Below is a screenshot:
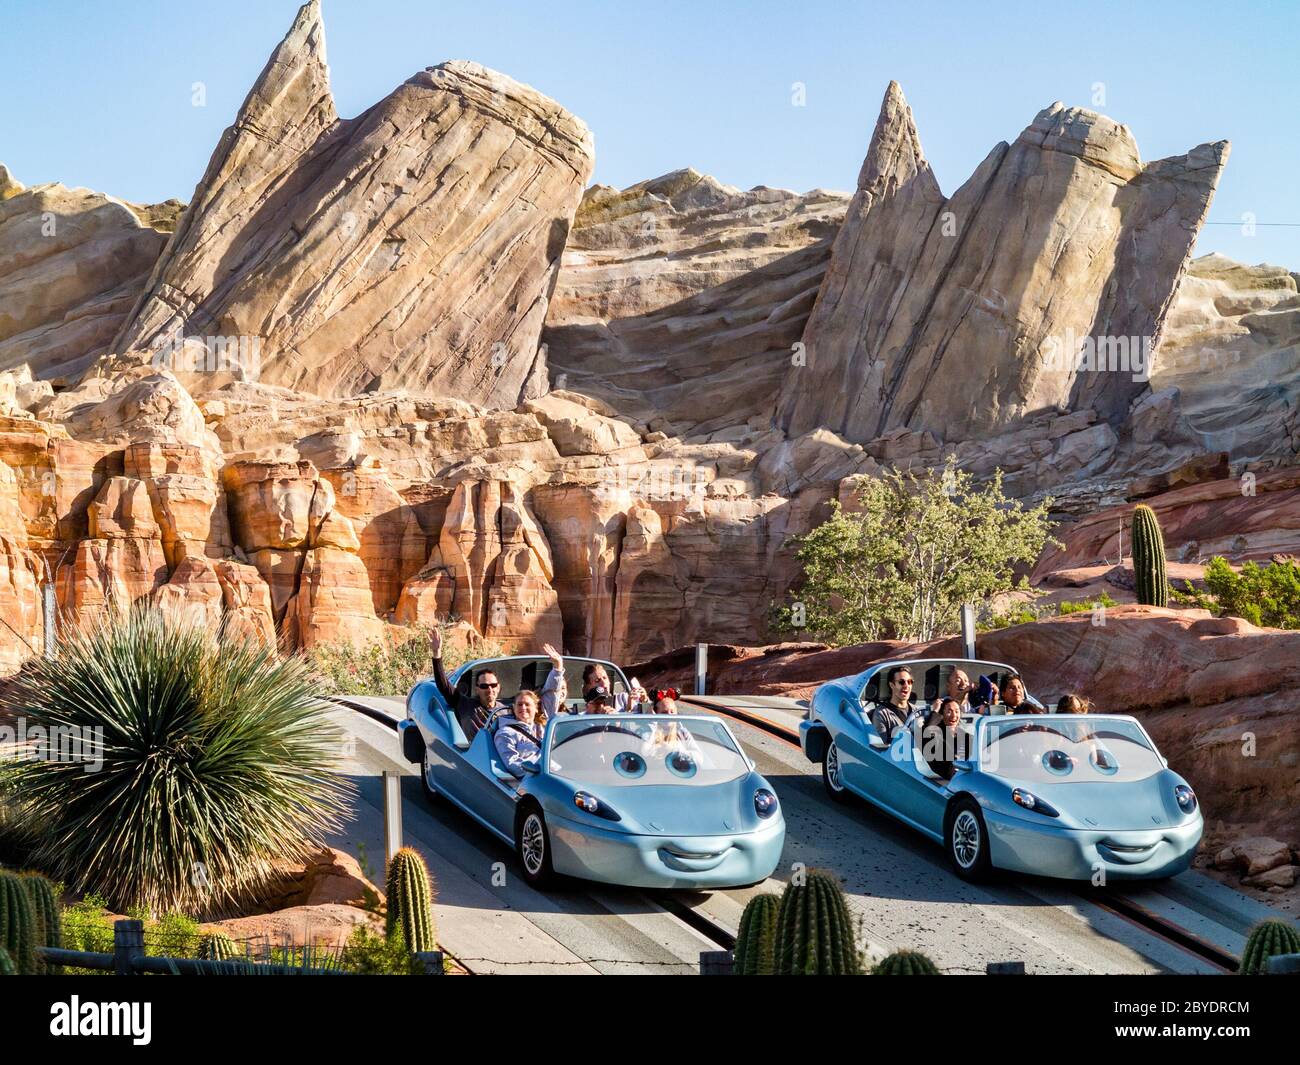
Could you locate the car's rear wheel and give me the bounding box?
[946,798,993,881]
[516,806,555,888]
[420,748,438,803]
[822,740,853,804]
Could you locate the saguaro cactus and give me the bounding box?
[19,874,61,974]
[734,894,781,975]
[1132,504,1168,607]
[0,872,36,975]
[0,945,14,975]
[197,932,241,962]
[385,847,437,954]
[873,949,941,975]
[1240,918,1300,974]
[774,870,861,975]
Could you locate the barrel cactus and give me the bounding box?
[0,871,37,975]
[1240,918,1300,974]
[734,894,781,975]
[385,847,437,953]
[1132,504,1168,607]
[873,949,941,975]
[19,874,61,974]
[774,870,861,975]
[197,932,241,962]
[0,946,14,975]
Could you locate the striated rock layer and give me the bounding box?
[111,0,593,407]
[777,82,1230,444]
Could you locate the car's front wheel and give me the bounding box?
[516,806,555,888]
[946,798,993,881]
[822,740,854,804]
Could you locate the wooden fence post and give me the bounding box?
[700,949,733,975]
[113,919,145,976]
[987,960,1025,975]
[414,950,444,974]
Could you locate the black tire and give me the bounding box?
[515,805,555,888]
[945,797,993,881]
[822,739,854,804]
[420,748,439,803]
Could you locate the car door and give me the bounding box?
[458,722,524,840]
[888,727,949,839]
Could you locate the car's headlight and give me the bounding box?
[573,790,621,821]
[1174,784,1197,813]
[754,788,778,818]
[1012,788,1060,818]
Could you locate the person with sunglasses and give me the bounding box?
[870,665,915,744]
[428,627,508,741]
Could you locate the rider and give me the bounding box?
[428,627,507,741]
[494,689,543,775]
[541,645,648,712]
[870,666,915,744]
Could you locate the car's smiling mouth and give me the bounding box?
[658,843,732,871]
[1096,837,1164,864]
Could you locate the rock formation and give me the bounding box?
[0,166,178,382]
[112,0,594,408]
[776,82,1230,444]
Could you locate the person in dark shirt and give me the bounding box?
[869,665,916,744]
[921,698,968,780]
[428,627,507,741]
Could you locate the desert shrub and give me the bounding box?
[339,925,423,975]
[1174,557,1300,629]
[0,605,352,916]
[774,460,1056,645]
[307,621,499,696]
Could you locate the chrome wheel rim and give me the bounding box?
[521,814,545,875]
[825,742,844,791]
[953,810,981,869]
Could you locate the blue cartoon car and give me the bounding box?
[399,655,785,889]
[799,658,1202,881]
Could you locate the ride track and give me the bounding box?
[331,694,1269,974]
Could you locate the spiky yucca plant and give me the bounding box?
[734,894,780,975]
[873,949,941,975]
[0,606,353,916]
[1240,918,1300,975]
[385,847,436,954]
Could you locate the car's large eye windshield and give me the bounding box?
[980,717,1164,783]
[547,716,749,787]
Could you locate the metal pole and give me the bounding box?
[113,919,145,976]
[699,949,733,975]
[383,769,403,864]
[695,643,707,697]
[960,604,976,660]
[414,950,445,975]
[1267,953,1300,974]
[42,559,56,659]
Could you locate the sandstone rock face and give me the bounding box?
[0,169,173,382]
[543,169,847,434]
[777,82,1229,444]
[111,0,594,408]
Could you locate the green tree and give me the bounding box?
[1175,557,1300,629]
[777,461,1057,645]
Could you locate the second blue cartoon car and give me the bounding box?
[799,657,1203,881]
[400,655,785,889]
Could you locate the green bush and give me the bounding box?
[775,460,1057,645]
[1057,591,1117,615]
[340,925,423,975]
[1,605,353,916]
[306,621,498,696]
[1175,557,1300,629]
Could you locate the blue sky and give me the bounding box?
[1,0,1296,266]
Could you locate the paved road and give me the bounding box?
[328,695,1279,974]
